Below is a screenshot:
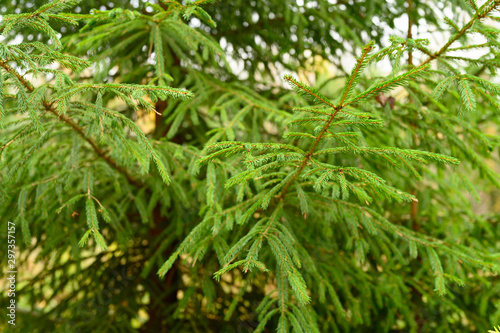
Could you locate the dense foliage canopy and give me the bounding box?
[1,0,500,332]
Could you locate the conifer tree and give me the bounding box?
[1,0,500,332]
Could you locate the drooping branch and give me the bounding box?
[0,61,143,188]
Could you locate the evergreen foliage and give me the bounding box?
[1,0,500,332]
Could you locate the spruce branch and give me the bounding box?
[283,75,336,108]
[46,106,143,187]
[344,64,430,107]
[0,61,143,188]
[339,41,375,106]
[278,77,346,199]
[420,0,500,66]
